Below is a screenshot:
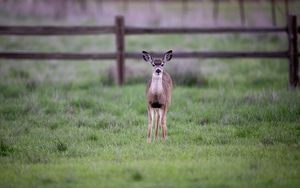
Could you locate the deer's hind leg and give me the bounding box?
[160,106,168,141]
[147,106,154,143]
[155,109,160,140]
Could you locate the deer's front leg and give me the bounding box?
[147,107,154,143]
[160,107,168,141]
[155,109,160,140]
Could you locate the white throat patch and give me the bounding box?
[150,75,163,94]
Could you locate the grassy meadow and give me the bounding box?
[1,13,300,188]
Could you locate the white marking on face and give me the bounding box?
[150,59,165,94]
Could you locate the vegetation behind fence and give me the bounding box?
[1,0,299,27]
[0,15,298,88]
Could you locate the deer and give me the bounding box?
[142,50,173,143]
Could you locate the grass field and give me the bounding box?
[1,16,300,187]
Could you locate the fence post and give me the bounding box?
[287,15,299,90]
[115,15,125,86]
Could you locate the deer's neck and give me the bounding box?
[150,75,163,95]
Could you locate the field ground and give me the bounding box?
[0,14,300,188]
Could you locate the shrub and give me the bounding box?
[0,140,14,157]
[56,140,67,152]
[104,60,206,86]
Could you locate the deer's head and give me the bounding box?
[142,50,173,78]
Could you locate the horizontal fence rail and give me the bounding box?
[0,52,116,60]
[0,26,291,35]
[0,26,115,35]
[125,27,288,34]
[0,51,291,60]
[127,51,291,59]
[0,15,299,88]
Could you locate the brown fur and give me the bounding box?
[146,71,172,108]
[142,50,173,143]
[146,71,173,143]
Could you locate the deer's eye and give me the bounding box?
[161,64,164,67]
[152,64,155,67]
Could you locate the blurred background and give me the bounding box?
[0,0,299,86]
[0,0,299,26]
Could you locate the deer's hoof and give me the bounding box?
[147,138,151,143]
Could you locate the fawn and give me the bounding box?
[142,50,173,143]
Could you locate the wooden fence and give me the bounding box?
[0,15,299,89]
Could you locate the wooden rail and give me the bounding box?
[126,51,291,59]
[125,27,287,34]
[0,26,287,35]
[0,15,299,88]
[0,52,116,60]
[0,26,114,35]
[0,51,291,60]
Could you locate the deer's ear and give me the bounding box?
[142,51,152,62]
[163,50,173,62]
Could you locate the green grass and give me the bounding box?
[0,19,300,188]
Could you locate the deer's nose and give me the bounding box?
[155,69,161,74]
